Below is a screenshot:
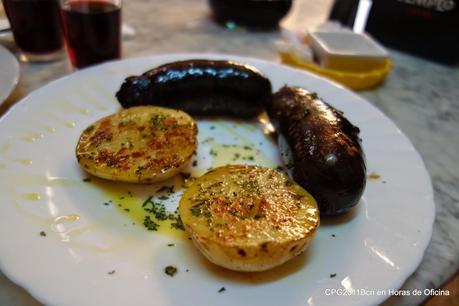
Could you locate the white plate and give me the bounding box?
[0,44,19,105]
[0,53,434,306]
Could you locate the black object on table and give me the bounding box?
[208,0,292,30]
[365,0,459,66]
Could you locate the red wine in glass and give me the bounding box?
[2,0,63,60]
[60,0,121,68]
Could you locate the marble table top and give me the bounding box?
[1,1,458,305]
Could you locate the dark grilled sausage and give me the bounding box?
[266,86,366,216]
[116,59,272,118]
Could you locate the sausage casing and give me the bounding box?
[266,86,366,216]
[116,59,272,118]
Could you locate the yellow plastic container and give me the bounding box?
[279,52,392,91]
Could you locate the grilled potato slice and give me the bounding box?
[179,165,319,272]
[76,106,197,183]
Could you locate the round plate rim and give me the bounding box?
[0,44,20,106]
[0,52,435,306]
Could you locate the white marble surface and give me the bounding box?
[359,50,459,305]
[0,0,458,305]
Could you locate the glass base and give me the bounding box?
[19,48,64,63]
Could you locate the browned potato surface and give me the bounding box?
[76,106,197,183]
[179,165,319,271]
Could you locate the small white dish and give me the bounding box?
[309,31,389,72]
[0,44,19,105]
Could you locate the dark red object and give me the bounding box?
[116,59,272,118]
[2,0,63,54]
[61,1,121,68]
[266,86,366,216]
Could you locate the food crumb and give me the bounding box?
[143,216,159,231]
[157,185,174,194]
[202,137,214,144]
[192,160,198,167]
[39,231,47,237]
[330,273,336,278]
[218,287,226,293]
[367,172,381,180]
[108,270,116,275]
[165,266,177,277]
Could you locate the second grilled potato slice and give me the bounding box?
[76,106,197,183]
[179,165,320,272]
